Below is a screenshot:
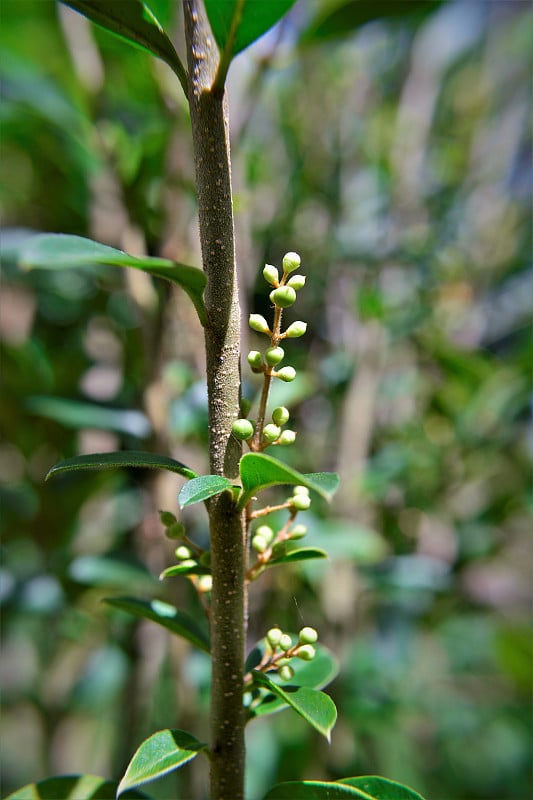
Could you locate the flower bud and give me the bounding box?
[256,525,274,544]
[165,521,186,540]
[249,314,270,334]
[299,626,318,644]
[290,524,307,539]
[284,321,307,338]
[287,274,306,291]
[292,493,311,511]
[279,633,292,651]
[252,534,268,553]
[294,485,309,496]
[175,545,192,560]
[247,350,264,372]
[270,286,296,308]
[160,510,177,527]
[296,644,316,661]
[275,366,296,382]
[199,551,211,567]
[232,418,254,440]
[265,346,285,366]
[272,406,290,426]
[263,264,279,286]
[197,575,213,593]
[277,430,296,446]
[279,664,295,681]
[277,657,291,667]
[177,559,197,569]
[240,397,252,417]
[262,423,281,443]
[282,252,301,273]
[266,627,282,647]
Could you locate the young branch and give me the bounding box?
[183,3,245,799]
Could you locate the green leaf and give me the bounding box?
[117,729,207,796]
[5,774,149,800]
[104,596,210,653]
[268,542,328,567]
[252,672,337,742]
[300,0,442,44]
[159,563,211,579]
[46,451,197,482]
[178,475,233,507]
[246,642,338,720]
[62,0,187,92]
[27,397,151,438]
[264,781,374,799]
[205,0,297,58]
[239,453,339,507]
[340,777,426,800]
[20,234,207,326]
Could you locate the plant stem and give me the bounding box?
[183,3,245,799]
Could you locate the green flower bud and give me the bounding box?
[279,664,295,681]
[292,493,311,511]
[299,626,318,644]
[240,397,252,417]
[294,485,310,496]
[199,551,211,567]
[275,366,296,382]
[178,559,197,568]
[290,524,307,539]
[247,350,264,372]
[287,274,306,290]
[175,546,192,560]
[263,264,279,286]
[262,423,281,443]
[272,406,290,426]
[284,321,307,338]
[256,525,274,544]
[282,251,301,274]
[165,521,186,540]
[252,534,268,553]
[270,286,297,308]
[296,644,316,661]
[232,418,254,440]
[249,314,270,334]
[266,627,282,647]
[197,575,213,593]
[279,633,292,651]
[277,657,291,667]
[277,430,296,446]
[160,510,177,527]
[265,346,285,366]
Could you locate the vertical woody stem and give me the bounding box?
[183,3,245,799]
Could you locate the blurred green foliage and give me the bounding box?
[1,2,531,799]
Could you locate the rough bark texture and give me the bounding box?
[183,3,245,799]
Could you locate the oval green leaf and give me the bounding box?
[268,543,328,567]
[179,475,233,508]
[159,563,211,579]
[104,596,210,653]
[264,781,374,799]
[117,729,207,796]
[205,0,297,57]
[239,453,339,507]
[340,777,426,800]
[69,556,157,591]
[46,451,197,481]
[20,234,207,326]
[251,672,337,742]
[62,0,187,93]
[5,774,149,800]
[27,397,150,438]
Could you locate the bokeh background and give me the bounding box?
[1,1,531,799]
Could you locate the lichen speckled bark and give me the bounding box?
[183,3,245,800]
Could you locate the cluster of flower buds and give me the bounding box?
[290,485,311,511]
[261,625,319,681]
[159,511,212,593]
[232,252,307,451]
